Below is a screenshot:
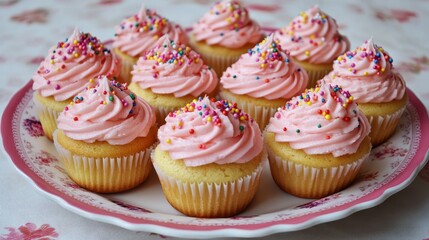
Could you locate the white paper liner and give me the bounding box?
[152,159,264,217]
[304,67,331,89]
[366,106,406,146]
[153,104,178,126]
[33,93,61,140]
[267,147,369,199]
[202,53,240,77]
[53,130,153,193]
[119,58,135,84]
[218,90,278,130]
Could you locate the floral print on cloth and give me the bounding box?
[0,223,58,240]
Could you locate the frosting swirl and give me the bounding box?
[192,0,263,48]
[274,5,350,64]
[221,34,308,100]
[267,81,370,157]
[158,97,263,166]
[323,38,406,103]
[32,28,121,101]
[57,76,156,145]
[113,5,188,57]
[131,35,218,97]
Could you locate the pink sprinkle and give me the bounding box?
[54,84,61,90]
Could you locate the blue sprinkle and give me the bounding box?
[375,52,381,58]
[322,98,326,103]
[389,58,393,63]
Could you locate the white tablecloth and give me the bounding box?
[1,0,429,239]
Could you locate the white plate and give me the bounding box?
[2,81,429,239]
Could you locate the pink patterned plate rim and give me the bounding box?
[2,81,429,239]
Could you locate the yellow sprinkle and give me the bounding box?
[306,101,312,106]
[364,71,368,76]
[381,68,385,72]
[322,112,326,116]
[207,116,212,122]
[240,116,245,121]
[349,96,354,101]
[73,39,78,45]
[260,63,266,68]
[337,56,343,61]
[310,35,315,39]
[89,78,94,83]
[305,51,310,56]
[342,103,348,108]
[325,114,331,120]
[166,138,171,144]
[348,68,353,72]
[103,101,107,105]
[193,99,197,103]
[74,53,79,58]
[315,87,320,93]
[50,60,55,64]
[174,60,177,64]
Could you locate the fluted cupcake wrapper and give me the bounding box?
[292,59,332,89]
[200,52,240,78]
[153,104,178,126]
[53,130,153,193]
[267,148,368,199]
[152,161,264,218]
[113,48,138,84]
[365,106,406,146]
[33,93,60,141]
[218,90,278,130]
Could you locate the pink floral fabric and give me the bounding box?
[0,223,58,240]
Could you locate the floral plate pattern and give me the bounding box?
[2,81,429,239]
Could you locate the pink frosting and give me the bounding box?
[192,0,263,48]
[113,5,189,57]
[32,28,121,101]
[131,35,218,97]
[158,97,263,167]
[273,5,350,64]
[221,34,308,100]
[57,76,156,145]
[267,81,370,157]
[323,38,406,103]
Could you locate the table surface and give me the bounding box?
[1,0,429,239]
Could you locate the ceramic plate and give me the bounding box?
[2,81,429,238]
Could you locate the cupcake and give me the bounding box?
[153,96,264,217]
[273,5,350,87]
[219,34,308,130]
[265,81,371,198]
[113,5,189,82]
[190,0,264,76]
[323,39,408,146]
[129,35,218,124]
[32,28,121,140]
[53,76,157,193]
